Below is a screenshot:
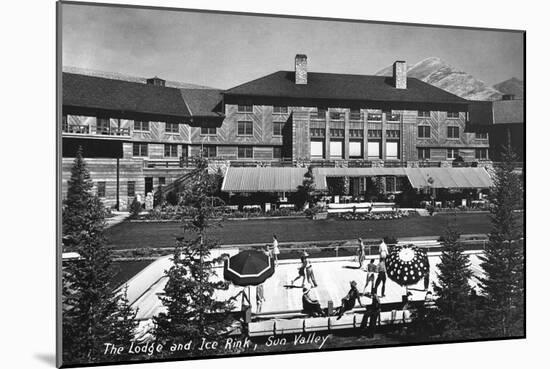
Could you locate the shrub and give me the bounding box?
[129,197,142,218]
[166,191,179,206]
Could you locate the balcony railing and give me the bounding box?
[97,127,131,136]
[62,125,130,136]
[418,161,441,168]
[63,124,90,134]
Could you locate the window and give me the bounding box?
[475,148,488,160]
[447,148,460,160]
[475,132,488,139]
[310,128,325,137]
[316,108,327,119]
[418,148,431,160]
[330,141,344,158]
[62,115,68,132]
[127,181,135,197]
[237,103,253,112]
[273,147,282,159]
[201,127,217,135]
[386,141,399,159]
[349,129,364,138]
[385,111,401,122]
[97,118,110,135]
[310,140,324,158]
[159,177,166,185]
[329,111,343,120]
[238,146,253,159]
[418,125,431,138]
[202,146,217,158]
[447,126,460,138]
[273,121,284,136]
[367,113,382,121]
[237,120,253,136]
[368,141,381,158]
[350,109,361,121]
[386,130,400,138]
[164,144,178,157]
[418,111,431,118]
[447,111,460,119]
[133,143,148,157]
[97,182,106,198]
[273,106,288,114]
[329,129,344,137]
[165,123,179,134]
[368,129,382,138]
[349,141,363,158]
[134,120,149,131]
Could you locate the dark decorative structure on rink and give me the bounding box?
[386,244,430,286]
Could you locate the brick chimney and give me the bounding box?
[295,54,308,85]
[393,61,407,89]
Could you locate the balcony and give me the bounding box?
[63,124,90,134]
[418,161,441,168]
[62,125,130,137]
[143,157,194,168]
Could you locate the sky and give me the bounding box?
[61,3,524,89]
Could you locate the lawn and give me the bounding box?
[105,212,524,250]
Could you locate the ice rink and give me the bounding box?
[122,249,485,321]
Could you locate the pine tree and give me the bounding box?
[62,147,127,364]
[110,285,139,351]
[432,227,475,338]
[153,156,234,355]
[478,146,524,337]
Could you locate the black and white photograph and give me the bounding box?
[55,1,526,367]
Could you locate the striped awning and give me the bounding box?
[404,167,493,189]
[221,166,493,193]
[313,167,492,190]
[221,167,308,192]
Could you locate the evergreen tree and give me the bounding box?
[62,147,120,363]
[110,285,139,353]
[478,146,524,337]
[295,166,320,209]
[432,227,475,338]
[153,156,234,355]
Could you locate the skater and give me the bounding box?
[272,234,280,265]
[336,281,363,319]
[302,286,324,317]
[301,251,318,287]
[256,284,266,313]
[363,258,378,294]
[291,260,306,287]
[374,257,387,297]
[365,292,381,337]
[379,239,389,260]
[357,238,366,269]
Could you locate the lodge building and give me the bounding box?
[61,54,495,209]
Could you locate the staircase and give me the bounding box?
[153,170,196,205]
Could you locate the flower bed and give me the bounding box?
[337,209,410,221]
[135,205,305,221]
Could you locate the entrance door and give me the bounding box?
[145,177,153,195]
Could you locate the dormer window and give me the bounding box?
[146,76,166,87]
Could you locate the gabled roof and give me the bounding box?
[224,71,469,105]
[493,99,524,125]
[63,72,192,118]
[179,88,224,118]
